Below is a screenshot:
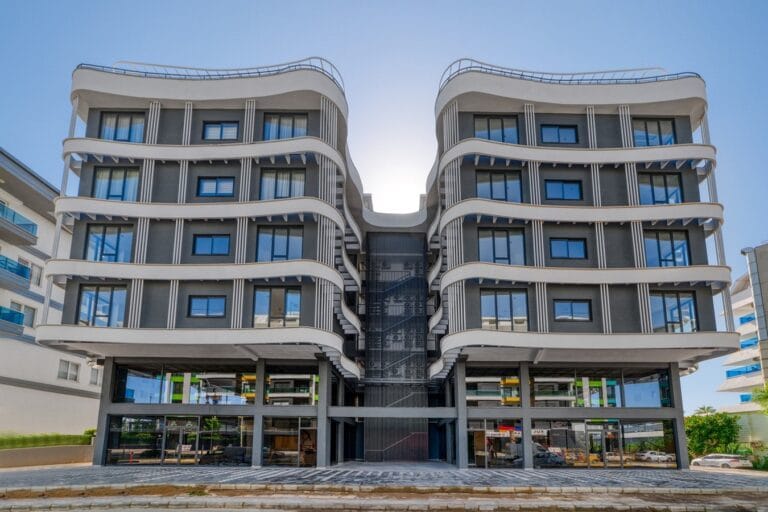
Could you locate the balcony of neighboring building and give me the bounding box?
[0,202,38,245]
[718,362,764,393]
[722,345,761,367]
[0,253,31,286]
[0,304,25,335]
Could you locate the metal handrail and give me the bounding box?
[76,56,345,92]
[439,58,701,91]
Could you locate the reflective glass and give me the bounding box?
[476,172,491,199]
[263,115,280,140]
[253,289,270,327]
[474,117,488,139]
[541,125,559,143]
[221,122,238,140]
[100,113,117,140]
[489,118,503,142]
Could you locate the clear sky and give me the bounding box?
[1,0,767,414]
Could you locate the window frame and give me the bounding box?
[544,179,583,201]
[92,167,140,201]
[650,290,699,333]
[540,124,579,144]
[473,115,519,144]
[196,176,236,197]
[549,238,588,260]
[202,121,239,141]
[259,169,306,200]
[77,284,127,327]
[256,226,303,262]
[188,295,227,318]
[85,224,134,262]
[475,170,523,202]
[99,112,146,143]
[89,367,101,386]
[632,118,677,147]
[638,172,684,205]
[253,287,302,328]
[553,299,592,322]
[192,234,231,256]
[10,301,35,328]
[479,288,529,332]
[17,257,42,286]
[478,228,526,265]
[643,230,691,268]
[263,113,309,140]
[57,360,80,382]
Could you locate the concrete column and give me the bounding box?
[92,357,115,466]
[316,360,331,467]
[252,359,266,467]
[335,376,345,465]
[454,359,468,468]
[444,379,454,464]
[519,363,533,469]
[669,362,689,469]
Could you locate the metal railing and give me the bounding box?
[0,203,37,236]
[439,58,701,91]
[0,254,30,280]
[0,306,24,325]
[77,57,345,91]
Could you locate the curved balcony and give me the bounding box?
[428,329,739,379]
[36,324,360,379]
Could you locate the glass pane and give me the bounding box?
[279,116,293,139]
[260,172,276,200]
[633,120,647,147]
[666,175,682,203]
[673,232,689,266]
[563,182,581,200]
[276,171,290,198]
[257,230,273,262]
[493,231,509,263]
[474,117,488,139]
[650,294,667,332]
[78,286,96,325]
[665,294,681,332]
[621,420,676,468]
[208,297,226,317]
[554,301,571,320]
[190,298,208,317]
[652,175,667,204]
[86,227,104,261]
[195,236,212,255]
[254,289,270,328]
[572,301,590,320]
[272,228,288,259]
[638,175,653,205]
[545,181,561,200]
[489,118,503,142]
[560,127,577,143]
[496,292,512,331]
[502,118,518,143]
[644,233,660,267]
[110,288,126,327]
[100,113,117,140]
[124,170,139,201]
[679,293,697,332]
[263,115,279,140]
[550,240,568,258]
[217,178,234,196]
[541,126,558,143]
[293,116,307,137]
[491,173,505,200]
[221,122,238,140]
[509,231,525,265]
[288,229,303,259]
[291,172,305,197]
[129,115,145,143]
[95,287,112,326]
[58,360,69,380]
[660,120,675,145]
[93,169,110,199]
[199,179,217,196]
[117,229,133,262]
[212,236,229,255]
[108,169,125,199]
[480,291,496,330]
[646,121,660,146]
[285,290,301,327]
[511,291,528,331]
[569,240,586,259]
[478,230,493,262]
[203,124,221,140]
[659,234,674,267]
[476,172,491,199]
[115,114,131,141]
[506,173,522,202]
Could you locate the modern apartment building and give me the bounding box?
[39,58,738,469]
[0,148,99,434]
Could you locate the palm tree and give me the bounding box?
[694,405,717,416]
[752,385,768,414]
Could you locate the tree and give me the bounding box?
[685,412,741,457]
[694,405,717,416]
[753,385,768,414]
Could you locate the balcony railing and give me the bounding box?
[266,387,310,394]
[0,254,30,280]
[740,337,759,349]
[0,306,24,325]
[0,204,37,236]
[726,363,762,379]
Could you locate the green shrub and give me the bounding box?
[0,433,93,450]
[752,456,768,471]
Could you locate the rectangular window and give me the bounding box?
[99,112,145,143]
[257,227,303,262]
[478,229,525,265]
[473,116,518,143]
[78,285,127,327]
[93,168,140,201]
[193,234,230,256]
[202,121,239,141]
[544,180,582,201]
[90,367,101,386]
[86,225,133,262]
[650,291,698,333]
[549,238,587,259]
[10,301,35,328]
[253,288,301,328]
[197,177,235,197]
[57,360,80,382]
[188,296,226,318]
[17,258,42,286]
[633,119,676,147]
[540,125,578,144]
[644,231,690,267]
[553,299,591,321]
[259,170,306,200]
[263,114,308,140]
[638,173,683,205]
[480,289,528,331]
[476,171,522,202]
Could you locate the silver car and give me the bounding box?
[690,454,753,469]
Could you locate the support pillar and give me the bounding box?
[92,357,114,466]
[444,378,454,464]
[669,362,690,469]
[454,358,468,469]
[252,359,265,467]
[316,360,331,467]
[335,376,345,465]
[519,363,533,469]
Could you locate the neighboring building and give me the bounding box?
[718,243,768,452]
[0,148,100,434]
[39,58,737,469]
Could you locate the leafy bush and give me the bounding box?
[0,432,94,450]
[752,456,768,471]
[685,412,741,457]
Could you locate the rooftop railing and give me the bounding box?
[439,58,701,91]
[0,254,31,280]
[76,57,345,92]
[0,203,37,236]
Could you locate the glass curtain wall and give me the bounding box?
[467,419,523,468]
[262,417,317,466]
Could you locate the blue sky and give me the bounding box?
[1,0,767,414]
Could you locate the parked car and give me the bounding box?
[690,454,752,469]
[636,451,675,462]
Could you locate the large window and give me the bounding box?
[188,296,226,318]
[474,116,518,143]
[476,171,522,202]
[203,121,238,141]
[265,365,319,406]
[530,368,622,408]
[544,180,582,201]
[541,125,577,144]
[638,173,683,205]
[57,360,80,381]
[99,112,145,143]
[650,291,697,333]
[478,229,525,265]
[78,285,126,327]
[86,225,133,262]
[93,168,139,201]
[9,301,35,328]
[193,234,230,256]
[480,289,528,331]
[259,170,305,200]
[549,238,587,260]
[644,231,690,267]
[467,419,523,468]
[263,114,308,140]
[465,368,520,408]
[633,119,676,147]
[197,177,235,197]
[253,288,301,328]
[553,300,591,322]
[263,417,317,466]
[257,227,303,262]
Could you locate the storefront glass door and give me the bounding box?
[162,416,199,464]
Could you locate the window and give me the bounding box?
[650,291,697,333]
[633,119,676,147]
[90,367,101,386]
[57,360,80,382]
[541,125,578,144]
[263,114,308,140]
[202,121,239,141]
[17,258,42,286]
[476,171,522,202]
[257,227,303,262]
[188,296,226,318]
[197,177,235,197]
[554,300,591,321]
[480,289,528,331]
[638,173,683,205]
[254,288,301,328]
[100,112,145,143]
[93,168,139,201]
[193,234,230,256]
[473,116,518,143]
[644,231,690,267]
[86,225,133,262]
[78,285,126,327]
[549,238,587,259]
[260,170,305,200]
[10,301,35,328]
[478,229,525,265]
[544,180,582,201]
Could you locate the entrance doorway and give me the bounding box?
[586,421,622,468]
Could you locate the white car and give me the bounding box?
[691,454,752,469]
[636,451,675,462]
